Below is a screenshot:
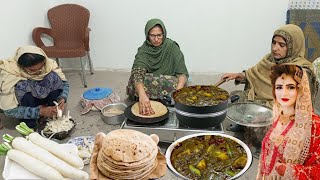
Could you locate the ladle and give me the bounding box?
[213,78,227,87]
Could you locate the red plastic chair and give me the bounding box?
[32,4,94,87]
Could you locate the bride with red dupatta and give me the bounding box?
[257,64,320,179]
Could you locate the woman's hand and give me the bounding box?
[221,73,245,82]
[176,84,184,90]
[39,106,58,118]
[177,74,187,90]
[135,82,155,116]
[138,94,155,116]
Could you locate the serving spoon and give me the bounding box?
[213,78,227,87]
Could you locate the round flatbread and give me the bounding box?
[101,129,158,163]
[131,100,168,118]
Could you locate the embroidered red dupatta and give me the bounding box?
[257,68,320,179]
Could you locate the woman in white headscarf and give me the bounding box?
[0,46,69,128]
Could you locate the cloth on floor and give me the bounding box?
[80,88,120,114]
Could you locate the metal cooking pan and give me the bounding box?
[227,101,273,158]
[124,103,169,124]
[172,85,229,128]
[171,79,229,128]
[160,79,227,107]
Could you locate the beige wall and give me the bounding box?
[0,0,289,73]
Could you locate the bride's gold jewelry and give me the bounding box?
[279,111,295,125]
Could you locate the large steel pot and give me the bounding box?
[172,85,229,128]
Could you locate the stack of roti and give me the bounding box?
[93,129,162,179]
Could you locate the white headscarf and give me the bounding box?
[0,45,66,110]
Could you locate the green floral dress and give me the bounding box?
[127,18,188,101]
[126,67,179,100]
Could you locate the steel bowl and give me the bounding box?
[166,133,252,180]
[101,103,127,125]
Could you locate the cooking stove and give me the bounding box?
[121,107,224,142]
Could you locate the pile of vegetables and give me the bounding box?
[77,137,94,165]
[43,110,75,135]
[0,122,89,180]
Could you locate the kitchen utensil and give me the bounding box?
[101,103,127,125]
[227,102,273,127]
[172,85,229,128]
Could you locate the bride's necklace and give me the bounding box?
[261,115,295,175]
[279,112,295,126]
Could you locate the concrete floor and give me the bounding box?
[1,70,319,180]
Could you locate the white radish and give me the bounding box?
[28,132,84,169]
[53,101,63,118]
[7,149,64,180]
[12,137,89,180]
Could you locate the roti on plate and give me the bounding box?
[101,129,158,163]
[131,100,167,118]
[95,130,160,179]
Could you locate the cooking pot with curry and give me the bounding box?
[172,85,230,128]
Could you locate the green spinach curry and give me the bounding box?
[173,86,229,106]
[170,135,247,179]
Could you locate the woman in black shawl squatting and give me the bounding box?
[126,18,188,116]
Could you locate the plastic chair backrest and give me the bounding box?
[48,4,90,47]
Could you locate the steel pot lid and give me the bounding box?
[227,102,273,127]
[83,87,112,100]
